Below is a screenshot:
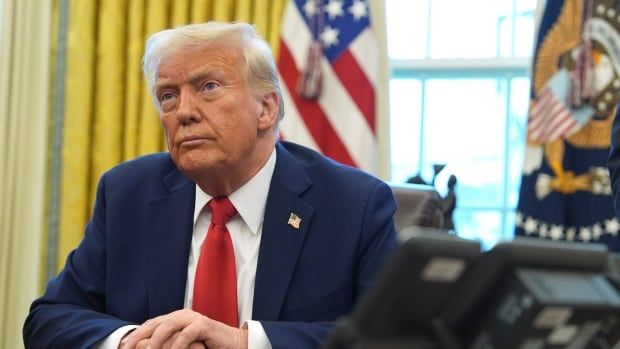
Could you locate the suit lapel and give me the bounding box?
[147,167,195,318]
[253,143,314,320]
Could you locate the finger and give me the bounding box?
[121,318,161,348]
[149,309,206,348]
[158,333,203,349]
[189,342,207,349]
[160,332,204,349]
[160,332,180,349]
[169,320,211,349]
[148,319,184,349]
[169,327,198,349]
[135,339,150,349]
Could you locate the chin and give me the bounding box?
[176,159,207,173]
[175,154,223,176]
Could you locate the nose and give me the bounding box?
[176,89,201,125]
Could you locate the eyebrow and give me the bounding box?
[155,67,225,92]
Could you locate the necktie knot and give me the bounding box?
[208,197,237,226]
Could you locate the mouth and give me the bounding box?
[179,136,212,148]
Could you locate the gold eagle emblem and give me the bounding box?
[529,0,619,197]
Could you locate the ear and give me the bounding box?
[257,91,279,132]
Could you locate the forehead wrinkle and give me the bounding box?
[155,70,209,92]
[187,65,227,83]
[156,59,236,90]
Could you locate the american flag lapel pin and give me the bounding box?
[288,213,302,229]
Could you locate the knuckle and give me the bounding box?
[135,339,149,349]
[170,331,193,349]
[160,319,176,329]
[180,326,196,339]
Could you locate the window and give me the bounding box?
[386,0,536,248]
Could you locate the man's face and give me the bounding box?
[155,43,271,179]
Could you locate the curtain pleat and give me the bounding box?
[137,0,169,156]
[37,0,58,295]
[191,0,212,23]
[57,0,97,270]
[123,0,146,160]
[213,0,233,20]
[0,1,16,345]
[0,0,51,346]
[268,0,286,57]
[235,0,252,22]
[172,0,191,26]
[90,0,128,205]
[50,0,289,276]
[252,0,268,38]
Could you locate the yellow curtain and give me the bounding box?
[52,0,286,273]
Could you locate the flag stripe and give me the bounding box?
[539,110,571,141]
[548,116,576,141]
[278,42,356,166]
[349,29,379,86]
[280,4,312,66]
[530,88,553,117]
[528,87,578,143]
[316,58,378,170]
[280,6,376,169]
[332,49,376,132]
[279,77,320,151]
[537,102,568,137]
[529,90,555,127]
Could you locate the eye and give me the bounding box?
[157,90,177,106]
[201,81,219,91]
[160,92,176,102]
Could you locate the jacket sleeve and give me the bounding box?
[260,181,399,349]
[23,173,132,349]
[610,107,620,218]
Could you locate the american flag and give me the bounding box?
[277,0,379,172]
[528,86,579,143]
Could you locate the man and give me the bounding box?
[23,22,398,349]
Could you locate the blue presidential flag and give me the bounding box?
[515,0,620,251]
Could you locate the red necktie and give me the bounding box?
[192,197,239,327]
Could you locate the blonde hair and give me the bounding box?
[142,22,284,120]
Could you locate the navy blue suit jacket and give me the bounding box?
[24,141,398,349]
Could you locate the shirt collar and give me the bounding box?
[193,148,277,235]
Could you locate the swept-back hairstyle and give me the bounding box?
[142,22,284,120]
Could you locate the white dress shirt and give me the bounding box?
[96,150,276,349]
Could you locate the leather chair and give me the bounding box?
[389,182,443,233]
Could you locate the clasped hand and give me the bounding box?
[119,309,248,349]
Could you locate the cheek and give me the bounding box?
[215,102,257,134]
[235,98,262,126]
[160,115,173,132]
[160,117,178,148]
